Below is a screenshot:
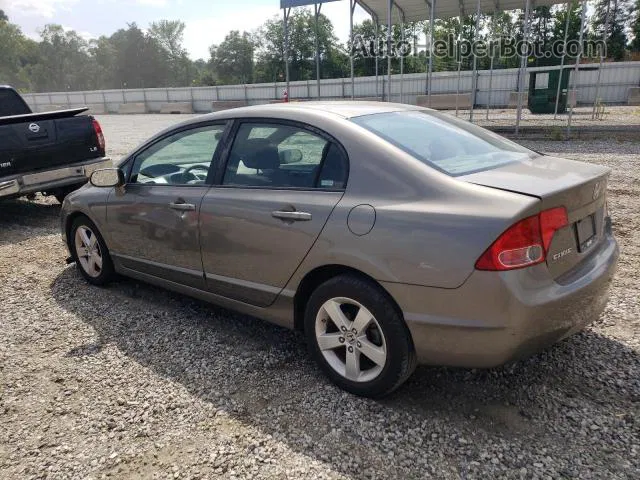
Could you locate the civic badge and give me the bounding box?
[593,182,602,200]
[28,123,40,133]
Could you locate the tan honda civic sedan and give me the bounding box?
[61,102,618,397]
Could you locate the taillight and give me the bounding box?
[475,207,568,271]
[92,118,105,152]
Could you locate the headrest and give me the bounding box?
[243,140,280,170]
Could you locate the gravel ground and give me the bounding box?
[453,105,640,128]
[1,116,639,479]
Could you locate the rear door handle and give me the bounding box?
[169,202,196,212]
[272,210,312,222]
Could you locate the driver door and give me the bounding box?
[107,122,228,289]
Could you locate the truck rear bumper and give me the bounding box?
[0,157,111,199]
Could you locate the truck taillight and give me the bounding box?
[475,207,568,271]
[92,118,105,152]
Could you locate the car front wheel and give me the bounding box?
[304,275,416,398]
[70,216,115,286]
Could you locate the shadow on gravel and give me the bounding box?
[0,198,60,246]
[50,265,639,477]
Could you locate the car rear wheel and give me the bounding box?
[70,216,115,286]
[304,275,416,398]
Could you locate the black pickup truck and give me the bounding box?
[0,86,111,203]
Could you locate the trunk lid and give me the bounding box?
[460,155,610,279]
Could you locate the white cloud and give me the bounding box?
[183,4,278,60]
[1,0,78,18]
[135,0,169,6]
[182,2,371,61]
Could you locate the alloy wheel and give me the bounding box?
[315,297,388,383]
[74,225,103,278]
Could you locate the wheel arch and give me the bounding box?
[293,264,405,333]
[65,211,87,251]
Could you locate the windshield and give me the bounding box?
[351,110,537,176]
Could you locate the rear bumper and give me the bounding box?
[0,157,111,199]
[382,232,619,368]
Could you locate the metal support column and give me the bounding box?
[375,20,380,99]
[469,0,481,122]
[400,11,405,103]
[283,8,291,99]
[515,0,531,135]
[456,1,464,117]
[387,0,393,102]
[315,3,322,99]
[592,0,611,119]
[567,0,587,136]
[427,0,436,103]
[350,0,356,99]
[554,1,572,119]
[486,5,499,120]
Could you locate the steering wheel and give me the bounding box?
[182,164,210,183]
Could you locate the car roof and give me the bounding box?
[191,101,427,123]
[231,101,425,118]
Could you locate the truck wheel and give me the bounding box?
[70,216,115,286]
[54,185,81,204]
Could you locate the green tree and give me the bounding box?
[28,25,97,91]
[109,23,170,88]
[254,9,341,83]
[631,0,640,51]
[148,20,193,86]
[0,19,37,89]
[592,0,632,60]
[209,30,254,84]
[0,9,8,22]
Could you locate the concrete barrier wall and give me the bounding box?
[628,87,640,105]
[507,92,529,108]
[20,61,640,113]
[160,102,194,114]
[211,101,248,111]
[118,103,147,114]
[416,94,472,110]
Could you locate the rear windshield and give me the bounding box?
[0,88,31,116]
[351,110,536,176]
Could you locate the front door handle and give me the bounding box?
[169,202,196,212]
[272,210,312,222]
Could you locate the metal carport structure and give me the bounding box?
[281,0,612,135]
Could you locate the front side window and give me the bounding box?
[351,111,537,176]
[130,124,226,185]
[222,123,348,189]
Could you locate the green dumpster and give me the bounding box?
[528,67,572,114]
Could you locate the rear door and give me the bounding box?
[107,122,228,289]
[200,120,349,306]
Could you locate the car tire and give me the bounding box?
[304,274,416,398]
[70,216,115,286]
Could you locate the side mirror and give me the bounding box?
[90,168,124,188]
[280,148,303,164]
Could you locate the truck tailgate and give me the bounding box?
[0,113,103,177]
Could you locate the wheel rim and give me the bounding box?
[315,297,387,383]
[74,225,103,278]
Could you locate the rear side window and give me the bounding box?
[222,122,348,190]
[351,111,536,176]
[0,89,31,116]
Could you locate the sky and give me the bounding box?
[0,0,372,60]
